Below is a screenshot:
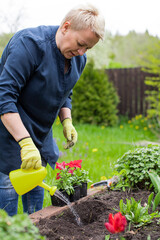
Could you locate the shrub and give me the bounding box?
[115,145,160,189]
[72,60,119,126]
[0,209,45,240]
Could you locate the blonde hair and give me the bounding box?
[60,4,105,40]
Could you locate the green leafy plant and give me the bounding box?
[148,170,160,193]
[111,169,132,191]
[118,197,160,228]
[105,235,110,240]
[73,168,91,184]
[148,191,160,212]
[0,209,45,240]
[147,170,160,211]
[55,160,91,195]
[56,168,75,195]
[115,145,160,189]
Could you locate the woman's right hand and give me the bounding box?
[18,137,42,169]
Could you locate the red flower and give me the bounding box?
[68,169,74,174]
[68,160,82,169]
[56,172,61,180]
[56,161,67,170]
[105,212,127,234]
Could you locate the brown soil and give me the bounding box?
[37,189,160,240]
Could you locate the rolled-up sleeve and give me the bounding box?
[61,90,72,109]
[0,36,39,115]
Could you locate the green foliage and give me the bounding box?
[107,61,125,69]
[152,192,160,212]
[128,114,153,131]
[73,168,91,184]
[115,145,160,189]
[148,170,160,193]
[148,191,160,212]
[118,197,160,227]
[0,209,45,240]
[0,33,13,57]
[87,30,159,69]
[145,72,160,129]
[56,169,91,195]
[55,160,91,195]
[105,235,110,240]
[56,170,75,195]
[139,39,160,130]
[72,60,119,126]
[127,114,160,137]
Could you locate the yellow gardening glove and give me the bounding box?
[62,118,78,149]
[18,137,42,169]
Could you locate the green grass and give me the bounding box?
[18,121,158,213]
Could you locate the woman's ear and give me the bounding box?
[61,21,71,34]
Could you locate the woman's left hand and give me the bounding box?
[62,118,78,149]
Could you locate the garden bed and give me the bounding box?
[32,188,160,240]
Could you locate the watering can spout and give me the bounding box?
[9,166,57,196]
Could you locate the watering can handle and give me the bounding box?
[39,182,57,196]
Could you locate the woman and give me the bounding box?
[0,3,105,216]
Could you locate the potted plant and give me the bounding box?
[51,160,91,206]
[72,167,91,198]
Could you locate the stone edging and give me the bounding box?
[29,187,106,224]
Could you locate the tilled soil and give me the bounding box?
[37,189,160,240]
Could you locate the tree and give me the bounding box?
[141,40,160,131]
[72,60,119,126]
[0,1,25,33]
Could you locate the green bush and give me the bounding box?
[0,210,45,240]
[72,60,119,126]
[115,145,160,189]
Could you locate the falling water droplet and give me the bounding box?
[54,190,82,226]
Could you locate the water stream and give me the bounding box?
[54,190,82,226]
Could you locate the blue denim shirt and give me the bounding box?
[0,25,87,175]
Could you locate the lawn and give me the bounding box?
[18,119,158,212]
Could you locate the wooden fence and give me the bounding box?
[106,67,151,118]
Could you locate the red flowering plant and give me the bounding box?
[55,160,91,195]
[105,212,127,234]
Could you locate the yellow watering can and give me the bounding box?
[9,166,57,196]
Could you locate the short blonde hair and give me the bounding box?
[60,4,105,40]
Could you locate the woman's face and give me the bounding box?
[57,22,99,59]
